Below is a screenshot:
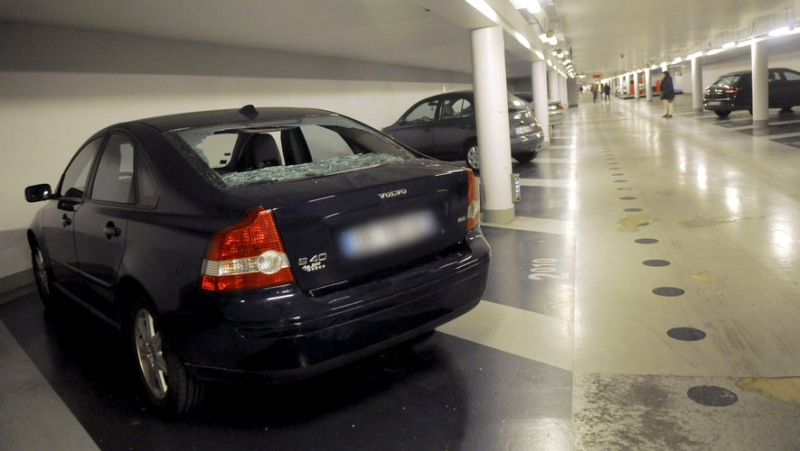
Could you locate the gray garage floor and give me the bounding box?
[1,96,798,450]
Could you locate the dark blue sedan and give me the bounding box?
[25,105,490,414]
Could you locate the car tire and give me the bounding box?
[464,140,480,171]
[514,151,537,164]
[714,110,731,118]
[31,244,59,308]
[131,300,205,415]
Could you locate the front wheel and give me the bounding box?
[714,110,731,118]
[131,302,205,415]
[31,244,58,307]
[464,141,480,171]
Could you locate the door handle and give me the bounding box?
[103,221,122,239]
[61,214,72,227]
[460,125,470,130]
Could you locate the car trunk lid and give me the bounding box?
[226,159,470,296]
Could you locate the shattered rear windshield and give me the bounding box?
[166,115,414,187]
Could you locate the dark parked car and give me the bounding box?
[704,68,800,117]
[25,105,490,414]
[383,91,544,170]
[512,92,565,126]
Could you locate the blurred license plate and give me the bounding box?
[516,125,532,135]
[707,101,721,106]
[340,210,438,259]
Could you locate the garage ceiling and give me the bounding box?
[1,0,798,79]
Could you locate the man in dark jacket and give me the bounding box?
[661,71,676,118]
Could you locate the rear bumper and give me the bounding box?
[162,228,490,383]
[703,98,739,111]
[511,132,544,156]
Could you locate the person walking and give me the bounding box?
[591,83,598,103]
[661,71,676,118]
[604,83,611,101]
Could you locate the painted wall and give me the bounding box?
[0,23,472,285]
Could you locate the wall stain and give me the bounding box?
[736,377,800,406]
[617,214,651,233]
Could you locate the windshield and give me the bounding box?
[167,115,414,187]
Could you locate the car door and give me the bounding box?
[42,137,103,295]
[433,94,475,160]
[775,69,800,108]
[768,70,783,108]
[73,132,140,319]
[384,98,439,155]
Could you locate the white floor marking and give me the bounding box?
[438,300,573,372]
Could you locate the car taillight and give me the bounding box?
[724,87,742,94]
[466,169,480,230]
[201,208,295,292]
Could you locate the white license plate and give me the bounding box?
[706,101,721,106]
[515,125,532,135]
[340,210,438,259]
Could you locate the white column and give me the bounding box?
[471,26,514,223]
[548,69,559,101]
[560,74,568,105]
[567,77,579,107]
[634,72,640,99]
[645,68,652,101]
[691,57,703,111]
[752,40,769,123]
[532,61,549,142]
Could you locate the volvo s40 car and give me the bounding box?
[383,91,544,170]
[704,68,800,117]
[25,105,490,414]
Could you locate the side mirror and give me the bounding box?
[25,184,54,202]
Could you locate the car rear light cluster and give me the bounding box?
[724,87,743,94]
[201,208,295,292]
[466,169,481,230]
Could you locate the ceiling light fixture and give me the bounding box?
[534,50,545,60]
[721,41,736,49]
[706,48,726,55]
[513,31,531,49]
[687,51,704,59]
[509,0,541,14]
[768,26,791,37]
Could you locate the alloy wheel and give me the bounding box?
[33,248,50,298]
[466,145,480,170]
[134,308,169,400]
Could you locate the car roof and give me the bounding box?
[126,106,335,132]
[719,67,795,77]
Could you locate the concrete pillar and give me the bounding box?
[470,26,514,223]
[645,68,652,101]
[548,69,559,102]
[751,40,769,124]
[634,72,640,100]
[691,57,703,111]
[567,77,579,107]
[532,61,550,142]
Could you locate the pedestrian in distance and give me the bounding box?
[661,71,676,118]
[604,83,611,101]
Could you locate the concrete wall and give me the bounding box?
[0,22,472,287]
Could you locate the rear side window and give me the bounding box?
[60,138,102,198]
[782,70,800,81]
[167,115,414,187]
[92,134,136,204]
[441,97,474,120]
